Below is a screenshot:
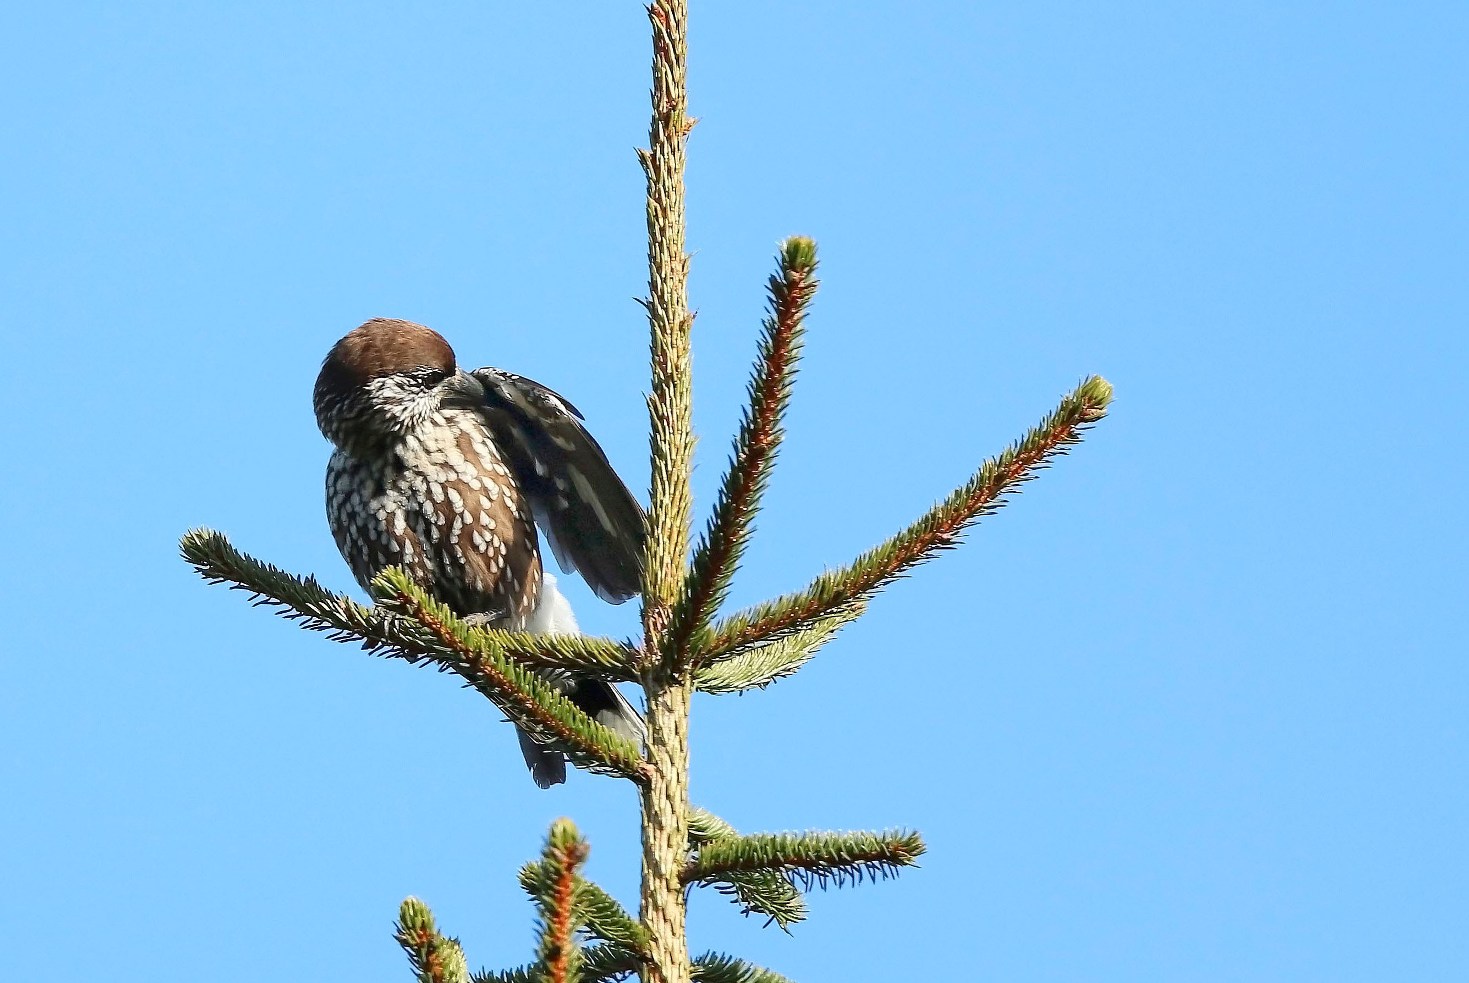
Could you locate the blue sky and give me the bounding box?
[2,3,1464,980]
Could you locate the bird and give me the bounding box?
[313,317,646,787]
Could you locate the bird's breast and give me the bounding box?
[326,411,542,624]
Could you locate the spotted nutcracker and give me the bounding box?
[313,317,646,787]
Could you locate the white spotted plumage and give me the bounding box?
[325,405,542,626]
[314,318,647,788]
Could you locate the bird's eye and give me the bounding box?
[419,367,452,385]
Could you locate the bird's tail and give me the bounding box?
[517,676,646,789]
[517,572,645,788]
[568,676,647,744]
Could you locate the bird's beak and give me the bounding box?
[439,369,486,408]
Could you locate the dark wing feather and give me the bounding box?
[470,367,645,603]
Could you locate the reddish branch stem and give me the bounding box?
[544,838,589,983]
[703,390,1107,662]
[672,263,814,662]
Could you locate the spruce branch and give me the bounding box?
[684,829,925,894]
[397,897,471,983]
[519,861,650,956]
[378,570,649,785]
[474,969,541,983]
[672,238,817,666]
[178,529,639,679]
[579,944,643,982]
[182,529,646,784]
[692,605,863,695]
[690,954,794,983]
[533,820,593,983]
[699,376,1113,663]
[640,0,696,641]
[474,968,541,983]
[696,869,806,932]
[686,807,740,844]
[638,2,698,981]
[477,946,641,983]
[687,808,805,930]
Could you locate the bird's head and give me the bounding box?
[314,318,486,454]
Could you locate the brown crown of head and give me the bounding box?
[314,318,461,448]
[316,318,457,397]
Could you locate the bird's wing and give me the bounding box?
[469,367,645,603]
